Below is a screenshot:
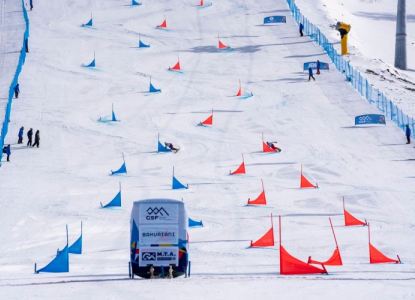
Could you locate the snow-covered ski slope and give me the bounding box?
[1,0,415,298]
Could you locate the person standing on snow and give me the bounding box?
[316,60,321,75]
[308,67,315,81]
[18,127,24,144]
[32,130,40,148]
[27,128,33,146]
[406,125,411,144]
[299,23,304,37]
[4,145,11,162]
[30,0,33,11]
[14,84,20,98]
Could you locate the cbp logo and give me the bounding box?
[142,252,156,261]
[146,207,169,220]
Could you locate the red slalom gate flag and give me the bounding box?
[300,165,317,188]
[247,179,267,205]
[343,197,367,226]
[262,133,278,152]
[230,154,245,175]
[218,34,229,49]
[368,223,401,264]
[279,216,327,275]
[235,79,242,97]
[169,56,181,71]
[308,218,343,266]
[157,15,167,28]
[251,214,274,247]
[200,109,213,125]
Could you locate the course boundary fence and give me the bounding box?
[0,0,29,163]
[286,0,414,138]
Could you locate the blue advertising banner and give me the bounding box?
[355,114,386,125]
[264,16,286,24]
[303,62,329,71]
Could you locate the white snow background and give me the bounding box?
[0,0,414,299]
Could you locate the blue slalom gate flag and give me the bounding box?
[304,62,329,71]
[264,16,286,24]
[355,114,386,125]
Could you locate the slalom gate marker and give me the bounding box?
[168,55,181,71]
[300,165,318,188]
[247,179,267,205]
[279,216,328,275]
[218,34,230,49]
[130,199,190,278]
[262,133,280,153]
[101,183,122,208]
[111,154,127,175]
[250,214,274,247]
[81,13,93,27]
[149,77,161,93]
[172,167,189,189]
[303,62,329,71]
[199,109,213,126]
[111,103,118,121]
[35,226,69,273]
[230,154,246,175]
[82,52,95,67]
[132,0,142,5]
[263,16,286,24]
[189,218,203,227]
[68,222,83,254]
[139,35,150,48]
[355,114,386,126]
[343,197,367,226]
[157,134,171,152]
[308,218,342,266]
[157,15,167,29]
[235,79,242,97]
[197,0,212,7]
[368,223,401,264]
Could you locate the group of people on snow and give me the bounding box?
[2,127,40,162]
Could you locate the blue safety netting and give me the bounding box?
[286,0,414,137]
[0,0,29,164]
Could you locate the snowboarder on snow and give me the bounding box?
[316,60,321,75]
[18,127,24,144]
[165,142,178,152]
[14,84,20,98]
[308,67,315,81]
[299,23,304,37]
[266,141,281,152]
[3,145,11,162]
[406,125,411,144]
[32,130,40,148]
[27,128,33,146]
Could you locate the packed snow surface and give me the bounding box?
[0,0,414,299]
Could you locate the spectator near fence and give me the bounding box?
[406,125,411,144]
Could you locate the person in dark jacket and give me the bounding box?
[27,128,33,146]
[18,127,24,144]
[299,23,304,37]
[32,130,40,148]
[30,0,33,10]
[14,84,20,98]
[406,125,411,144]
[25,38,29,53]
[316,60,321,75]
[4,145,11,161]
[308,67,315,81]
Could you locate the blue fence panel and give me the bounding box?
[285,0,414,137]
[0,0,29,163]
